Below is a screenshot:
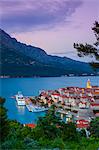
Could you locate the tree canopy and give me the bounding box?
[0,98,99,149]
[89,117,99,138]
[74,21,99,68]
[0,97,9,142]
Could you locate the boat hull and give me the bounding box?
[26,104,48,112]
[15,93,25,106]
[16,101,25,106]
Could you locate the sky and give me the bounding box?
[0,0,99,62]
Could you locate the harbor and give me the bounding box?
[1,76,98,125]
[15,92,49,113]
[14,79,99,129]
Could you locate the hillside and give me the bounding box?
[0,29,96,77]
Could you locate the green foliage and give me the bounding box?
[61,122,78,141]
[79,129,86,137]
[34,105,79,143]
[1,97,99,149]
[77,137,99,150]
[90,117,99,138]
[38,137,52,148]
[74,21,99,68]
[23,137,40,149]
[74,43,99,60]
[1,120,40,150]
[92,21,99,46]
[1,136,40,150]
[1,138,25,150]
[51,137,65,149]
[0,97,9,142]
[35,105,62,140]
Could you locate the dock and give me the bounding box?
[26,104,33,112]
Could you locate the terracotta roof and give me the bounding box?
[52,93,60,96]
[94,92,99,95]
[95,113,99,117]
[77,124,89,128]
[91,103,99,106]
[25,123,36,128]
[81,96,87,98]
[76,120,89,128]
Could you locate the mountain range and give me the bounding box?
[0,29,97,77]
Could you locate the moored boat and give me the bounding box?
[26,104,48,112]
[15,91,25,106]
[31,106,48,112]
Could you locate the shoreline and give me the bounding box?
[0,74,99,79]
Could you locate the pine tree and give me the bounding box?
[0,97,9,142]
[74,21,99,68]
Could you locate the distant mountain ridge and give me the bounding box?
[0,28,96,77]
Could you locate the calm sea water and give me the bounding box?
[0,76,99,124]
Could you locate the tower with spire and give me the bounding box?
[86,79,92,88]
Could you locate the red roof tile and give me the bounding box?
[25,124,36,128]
[91,103,99,106]
[76,120,89,128]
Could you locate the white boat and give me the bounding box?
[31,105,48,112]
[15,91,25,106]
[26,104,48,112]
[31,106,48,112]
[26,104,33,112]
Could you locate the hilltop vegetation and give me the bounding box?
[0,97,99,150]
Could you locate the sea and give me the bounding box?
[0,76,99,124]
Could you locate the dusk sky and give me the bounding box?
[0,0,99,61]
